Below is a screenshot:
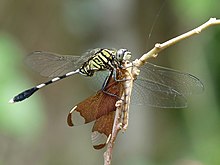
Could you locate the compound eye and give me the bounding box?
[116,49,126,61]
[117,53,122,60]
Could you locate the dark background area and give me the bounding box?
[1,0,220,165]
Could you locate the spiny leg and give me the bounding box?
[100,70,125,102]
[101,70,121,99]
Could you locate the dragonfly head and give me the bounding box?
[116,49,132,62]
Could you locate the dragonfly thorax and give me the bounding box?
[79,48,131,77]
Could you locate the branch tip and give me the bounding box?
[103,17,220,165]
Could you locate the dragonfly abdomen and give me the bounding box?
[9,69,80,103]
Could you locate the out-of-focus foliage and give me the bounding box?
[172,0,220,20]
[0,33,45,137]
[0,0,220,165]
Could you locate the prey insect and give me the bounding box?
[67,57,204,149]
[67,69,124,149]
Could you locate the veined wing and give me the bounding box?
[130,62,204,108]
[89,62,203,96]
[91,111,115,149]
[25,48,102,78]
[86,63,201,108]
[133,78,187,108]
[67,74,123,126]
[67,75,123,149]
[67,93,116,149]
[87,71,110,91]
[139,62,204,95]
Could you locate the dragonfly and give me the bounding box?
[9,48,204,149]
[9,48,131,103]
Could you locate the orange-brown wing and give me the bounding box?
[91,111,115,149]
[67,75,123,126]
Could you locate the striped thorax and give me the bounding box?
[79,48,132,76]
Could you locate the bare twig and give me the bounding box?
[103,18,220,165]
[137,18,220,67]
[104,100,123,165]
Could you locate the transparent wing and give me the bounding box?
[25,49,102,78]
[87,71,110,91]
[139,62,204,95]
[132,78,187,108]
[131,62,204,108]
[89,73,188,108]
[85,62,203,108]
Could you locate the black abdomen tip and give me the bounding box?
[10,87,39,103]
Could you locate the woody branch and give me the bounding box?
[136,18,220,67]
[103,17,220,165]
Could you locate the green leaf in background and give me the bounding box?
[0,32,45,138]
[171,0,220,21]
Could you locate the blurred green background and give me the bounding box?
[1,0,220,165]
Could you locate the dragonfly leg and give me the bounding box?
[101,71,113,91]
[101,69,123,99]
